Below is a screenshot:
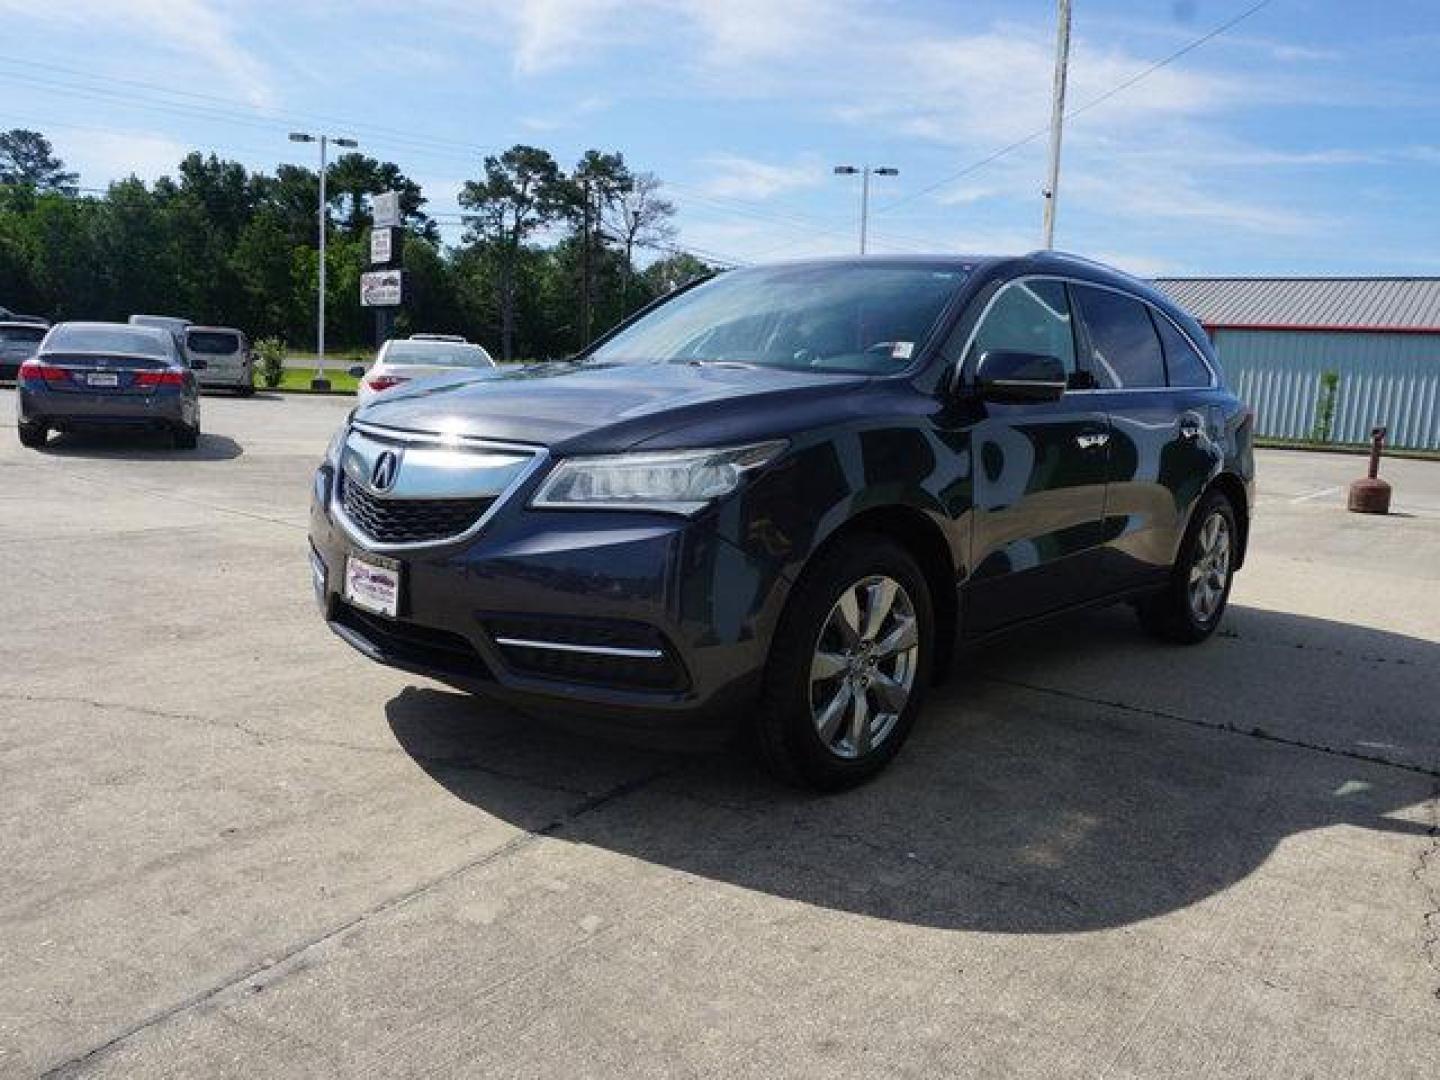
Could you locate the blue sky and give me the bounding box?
[2,0,1439,276]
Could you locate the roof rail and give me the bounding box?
[1022,249,1113,270]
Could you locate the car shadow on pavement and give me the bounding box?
[385,603,1438,935]
[36,430,243,461]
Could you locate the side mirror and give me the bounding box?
[347,364,366,379]
[975,350,1066,403]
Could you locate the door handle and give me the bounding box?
[1075,432,1109,450]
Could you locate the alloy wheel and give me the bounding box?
[809,574,920,759]
[1188,511,1231,622]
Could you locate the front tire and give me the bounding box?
[1138,489,1237,643]
[17,422,47,449]
[755,535,934,790]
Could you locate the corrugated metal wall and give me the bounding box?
[1213,329,1440,449]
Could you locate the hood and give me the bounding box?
[353,361,871,450]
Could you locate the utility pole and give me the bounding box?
[1041,0,1072,249]
[289,131,358,389]
[833,165,899,255]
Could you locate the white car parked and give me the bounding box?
[352,336,497,405]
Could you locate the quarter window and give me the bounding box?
[1071,285,1166,389]
[966,279,1077,376]
[1151,310,1213,387]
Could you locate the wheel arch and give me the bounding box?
[1206,471,1250,569]
[803,505,960,679]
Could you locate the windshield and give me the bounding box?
[588,262,971,373]
[46,324,171,358]
[187,331,243,355]
[381,341,494,367]
[0,325,45,343]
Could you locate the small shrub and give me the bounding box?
[1311,370,1340,443]
[254,337,286,388]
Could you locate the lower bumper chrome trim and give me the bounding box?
[493,636,665,660]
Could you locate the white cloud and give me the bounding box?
[0,0,274,106]
[56,128,192,188]
[694,154,823,200]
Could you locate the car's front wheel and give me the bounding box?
[755,534,933,790]
[1138,488,1237,643]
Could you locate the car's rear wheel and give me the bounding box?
[755,534,933,790]
[1138,488,1236,643]
[172,421,200,450]
[17,422,47,449]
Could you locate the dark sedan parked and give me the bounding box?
[17,322,202,449]
[309,252,1254,788]
[0,321,47,381]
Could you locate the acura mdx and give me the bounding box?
[309,252,1253,789]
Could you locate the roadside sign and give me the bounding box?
[370,228,393,265]
[373,191,400,229]
[360,270,403,307]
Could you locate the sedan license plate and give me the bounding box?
[87,372,119,387]
[344,554,402,618]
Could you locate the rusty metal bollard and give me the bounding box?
[1347,425,1392,514]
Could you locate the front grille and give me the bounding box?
[339,472,493,545]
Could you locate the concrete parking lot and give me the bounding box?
[2,389,1438,1078]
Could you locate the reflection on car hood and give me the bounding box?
[354,361,869,449]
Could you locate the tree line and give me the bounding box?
[0,129,717,359]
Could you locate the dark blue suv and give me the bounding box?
[309,252,1253,789]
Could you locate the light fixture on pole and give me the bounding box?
[289,131,359,390]
[1041,0,1072,249]
[833,165,898,255]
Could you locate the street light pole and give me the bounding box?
[833,165,899,255]
[289,131,358,389]
[1041,0,1072,250]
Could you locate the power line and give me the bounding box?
[0,54,502,165]
[873,0,1278,217]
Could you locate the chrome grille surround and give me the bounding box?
[330,420,547,552]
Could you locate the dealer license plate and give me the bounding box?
[344,553,401,617]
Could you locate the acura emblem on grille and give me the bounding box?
[370,450,400,492]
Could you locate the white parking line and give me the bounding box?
[1289,485,1343,504]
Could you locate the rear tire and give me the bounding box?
[754,534,934,790]
[1137,488,1237,644]
[172,422,200,450]
[17,422,47,449]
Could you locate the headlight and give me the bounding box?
[531,441,786,515]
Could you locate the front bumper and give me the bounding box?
[308,462,792,743]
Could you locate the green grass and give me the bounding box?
[269,367,361,393]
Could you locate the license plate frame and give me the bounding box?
[343,552,402,618]
[86,372,120,388]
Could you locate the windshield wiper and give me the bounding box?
[685,358,757,370]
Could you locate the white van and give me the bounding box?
[185,326,253,394]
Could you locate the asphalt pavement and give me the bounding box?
[1,390,1437,1078]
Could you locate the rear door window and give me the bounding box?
[966,279,1077,378]
[187,331,243,355]
[1071,285,1166,390]
[1150,311,1213,387]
